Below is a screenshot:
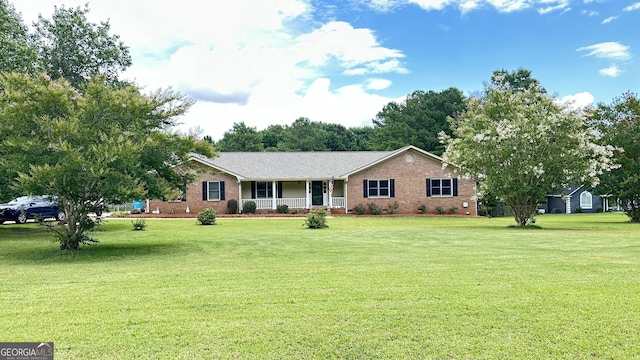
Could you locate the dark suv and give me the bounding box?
[0,196,65,224]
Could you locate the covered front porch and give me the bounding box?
[239,179,345,211]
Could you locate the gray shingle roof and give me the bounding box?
[190,145,449,180]
[191,151,395,180]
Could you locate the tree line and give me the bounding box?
[209,87,466,156]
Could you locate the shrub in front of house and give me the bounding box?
[304,209,328,229]
[449,206,458,214]
[388,201,399,214]
[353,204,366,215]
[197,208,216,225]
[435,206,446,214]
[242,201,257,214]
[477,205,493,217]
[368,203,382,215]
[597,205,603,213]
[576,207,583,213]
[418,203,427,214]
[227,199,238,214]
[276,204,289,214]
[291,209,299,214]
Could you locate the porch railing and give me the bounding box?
[243,198,272,209]
[241,197,346,210]
[277,198,306,208]
[331,197,345,208]
[242,198,307,210]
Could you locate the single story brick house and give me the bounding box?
[148,145,477,216]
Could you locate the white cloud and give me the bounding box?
[460,0,481,13]
[599,65,621,77]
[581,10,598,16]
[363,0,577,14]
[365,78,393,90]
[294,21,406,72]
[624,2,640,12]
[560,92,595,109]
[577,42,631,60]
[485,0,530,13]
[15,0,411,141]
[601,16,618,24]
[177,77,394,139]
[409,0,455,11]
[538,1,571,15]
[367,0,401,12]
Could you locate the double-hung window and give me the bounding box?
[362,179,395,198]
[208,182,220,201]
[256,182,273,199]
[426,178,458,197]
[202,181,225,201]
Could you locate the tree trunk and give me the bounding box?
[511,203,536,227]
[59,201,85,250]
[628,200,640,223]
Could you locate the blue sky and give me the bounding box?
[16,0,639,140]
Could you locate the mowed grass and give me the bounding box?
[1,213,639,359]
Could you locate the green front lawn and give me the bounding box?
[1,213,638,359]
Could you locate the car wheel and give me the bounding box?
[56,211,66,221]
[95,209,103,217]
[0,220,4,225]
[16,213,28,224]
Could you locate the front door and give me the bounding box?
[311,181,324,206]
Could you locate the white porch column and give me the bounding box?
[328,179,333,208]
[344,179,348,212]
[238,181,242,206]
[272,181,277,209]
[306,181,310,209]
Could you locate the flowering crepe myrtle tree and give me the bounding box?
[440,78,616,226]
[589,92,640,222]
[0,72,214,249]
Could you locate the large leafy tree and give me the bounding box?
[0,73,213,249]
[279,117,329,151]
[441,74,616,226]
[589,92,640,222]
[261,124,285,151]
[32,3,131,88]
[372,88,466,155]
[348,126,375,151]
[0,0,38,75]
[0,0,38,200]
[215,122,264,152]
[490,67,545,93]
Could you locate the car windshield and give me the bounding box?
[6,196,32,206]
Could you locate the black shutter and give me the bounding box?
[251,181,256,199]
[220,181,225,200]
[390,179,395,198]
[202,181,208,200]
[363,179,368,198]
[426,179,431,197]
[277,181,283,198]
[453,178,458,197]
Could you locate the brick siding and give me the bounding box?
[347,150,477,215]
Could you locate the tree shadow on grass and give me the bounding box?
[3,241,188,264]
